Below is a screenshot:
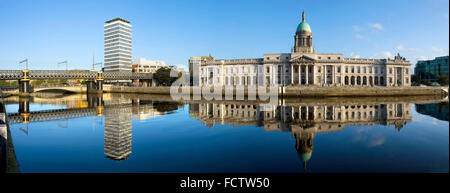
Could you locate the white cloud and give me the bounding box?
[407,47,422,52]
[355,33,368,40]
[415,56,429,61]
[396,45,421,53]
[352,25,363,32]
[373,51,392,59]
[368,23,384,31]
[396,45,405,51]
[349,52,360,58]
[431,46,449,55]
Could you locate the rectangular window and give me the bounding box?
[389,68,392,74]
[337,66,341,73]
[357,66,360,73]
[345,67,348,73]
[351,67,354,73]
[363,67,366,73]
[266,67,270,73]
[369,67,372,73]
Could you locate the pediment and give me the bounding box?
[290,55,315,63]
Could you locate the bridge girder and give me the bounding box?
[0,70,153,80]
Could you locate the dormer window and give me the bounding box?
[328,57,331,60]
[266,57,270,60]
[337,57,341,60]
[318,56,321,59]
[276,57,279,60]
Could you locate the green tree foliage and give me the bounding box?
[436,75,449,86]
[153,67,181,86]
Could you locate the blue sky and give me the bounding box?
[0,0,448,72]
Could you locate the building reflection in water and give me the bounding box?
[104,105,133,161]
[11,94,438,170]
[189,101,412,170]
[415,102,449,121]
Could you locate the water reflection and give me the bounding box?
[6,94,183,162]
[189,101,412,170]
[416,102,449,121]
[3,94,448,172]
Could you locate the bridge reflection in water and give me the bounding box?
[6,94,183,161]
[5,94,441,171]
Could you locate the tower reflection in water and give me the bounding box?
[189,102,412,170]
[12,94,420,170]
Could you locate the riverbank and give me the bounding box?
[6,125,19,173]
[104,85,448,97]
[0,92,19,173]
[2,85,448,98]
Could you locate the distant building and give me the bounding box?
[104,18,132,72]
[189,55,213,86]
[193,11,411,87]
[132,58,167,73]
[414,56,449,80]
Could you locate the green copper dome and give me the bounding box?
[296,11,311,32]
[297,22,311,32]
[300,153,312,161]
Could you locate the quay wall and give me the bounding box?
[104,85,448,97]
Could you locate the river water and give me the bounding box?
[4,93,449,173]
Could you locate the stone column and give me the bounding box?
[291,64,294,85]
[298,65,301,85]
[306,65,309,85]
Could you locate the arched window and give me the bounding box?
[345,76,349,85]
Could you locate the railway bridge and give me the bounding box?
[0,70,154,94]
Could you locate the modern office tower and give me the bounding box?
[414,56,449,80]
[104,18,132,72]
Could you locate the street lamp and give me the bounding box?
[19,59,28,70]
[58,61,68,71]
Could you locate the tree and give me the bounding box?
[153,67,181,86]
[436,75,449,86]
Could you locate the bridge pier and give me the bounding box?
[87,71,104,94]
[19,96,30,124]
[87,94,104,116]
[19,70,32,94]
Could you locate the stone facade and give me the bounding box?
[193,11,411,87]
